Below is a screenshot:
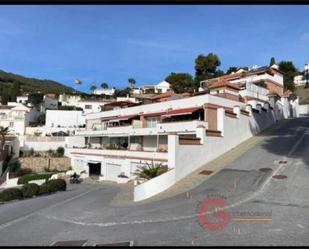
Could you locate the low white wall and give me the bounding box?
[299,104,309,115]
[174,108,280,181]
[22,141,66,151]
[134,169,176,202]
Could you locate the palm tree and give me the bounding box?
[134,161,167,180]
[90,84,97,93]
[0,126,9,150]
[101,82,109,89]
[128,78,136,89]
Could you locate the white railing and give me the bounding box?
[67,148,169,161]
[76,120,207,136]
[239,89,269,101]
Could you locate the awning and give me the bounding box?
[162,107,202,118]
[101,116,118,121]
[143,111,167,117]
[108,114,139,122]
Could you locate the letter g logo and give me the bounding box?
[197,197,231,231]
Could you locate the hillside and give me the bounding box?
[295,85,309,105]
[0,69,76,97]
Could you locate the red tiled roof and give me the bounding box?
[208,80,241,90]
[162,107,202,117]
[151,91,173,100]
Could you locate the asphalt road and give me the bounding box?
[0,117,309,246]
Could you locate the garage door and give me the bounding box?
[106,163,121,182]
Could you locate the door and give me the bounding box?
[88,162,101,176]
[106,163,121,182]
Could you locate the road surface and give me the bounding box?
[0,117,308,246]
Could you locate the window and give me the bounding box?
[146,117,160,128]
[85,105,92,109]
[9,121,14,127]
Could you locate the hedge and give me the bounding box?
[0,188,23,202]
[21,183,40,198]
[0,179,67,202]
[17,173,53,185]
[45,179,67,192]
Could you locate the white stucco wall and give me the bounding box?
[134,169,175,202]
[299,104,309,115]
[46,110,85,128]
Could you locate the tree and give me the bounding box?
[165,72,195,93]
[37,113,46,126]
[114,87,131,97]
[0,126,9,150]
[278,61,299,91]
[128,78,136,89]
[194,53,221,87]
[269,57,276,66]
[101,82,108,89]
[90,84,97,92]
[28,93,44,106]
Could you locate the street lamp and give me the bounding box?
[304,64,309,88]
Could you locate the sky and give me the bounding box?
[0,5,308,93]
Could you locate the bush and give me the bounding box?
[8,158,21,173]
[18,173,52,185]
[56,147,64,157]
[134,162,168,180]
[0,188,23,202]
[21,183,40,198]
[45,179,66,192]
[38,183,52,195]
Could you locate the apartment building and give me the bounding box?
[200,64,284,105]
[66,88,286,181]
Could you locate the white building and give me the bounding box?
[40,94,59,112]
[59,94,82,107]
[154,80,171,93]
[16,95,29,104]
[0,104,39,136]
[200,64,284,108]
[77,100,111,114]
[45,110,85,129]
[294,63,309,86]
[93,88,115,96]
[65,82,298,201]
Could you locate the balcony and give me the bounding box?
[66,147,169,162]
[76,120,208,137]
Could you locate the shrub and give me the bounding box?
[45,179,66,192]
[17,173,52,185]
[21,183,40,198]
[0,188,23,202]
[8,158,21,173]
[56,146,64,157]
[134,162,168,180]
[38,183,52,195]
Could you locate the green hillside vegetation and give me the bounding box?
[0,69,76,104]
[295,85,309,105]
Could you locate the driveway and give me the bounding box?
[0,117,309,246]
